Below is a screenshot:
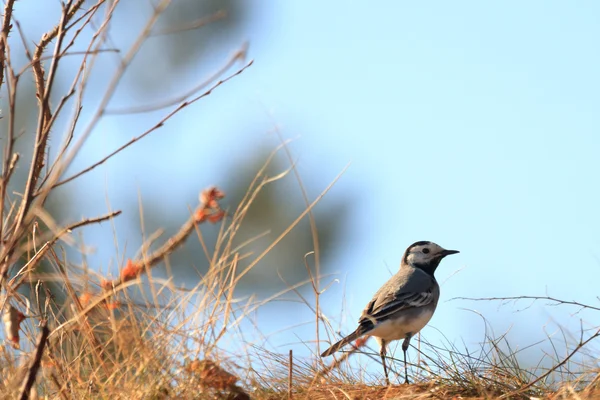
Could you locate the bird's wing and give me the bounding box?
[358,270,436,329]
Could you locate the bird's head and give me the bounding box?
[403,241,459,276]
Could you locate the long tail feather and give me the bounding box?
[320,329,364,357]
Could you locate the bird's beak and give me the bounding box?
[440,249,459,257]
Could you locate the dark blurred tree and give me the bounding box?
[113,0,249,97]
[137,147,350,292]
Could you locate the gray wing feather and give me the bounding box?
[358,267,438,327]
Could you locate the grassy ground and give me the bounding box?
[3,167,599,399]
[1,2,599,399]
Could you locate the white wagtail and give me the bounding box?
[320,241,459,385]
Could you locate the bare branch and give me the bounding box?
[0,0,16,89]
[54,60,253,188]
[453,295,600,313]
[151,9,227,36]
[106,42,248,115]
[9,210,122,290]
[101,187,225,291]
[18,323,51,400]
[44,0,172,190]
[3,0,86,284]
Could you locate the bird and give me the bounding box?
[320,241,459,385]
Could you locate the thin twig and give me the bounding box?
[36,0,112,193]
[503,327,600,398]
[316,342,364,379]
[54,60,253,188]
[453,295,600,313]
[101,187,225,291]
[151,9,226,36]
[2,0,85,285]
[234,163,349,283]
[9,210,122,289]
[288,349,294,399]
[0,12,19,247]
[0,0,16,89]
[46,247,109,375]
[18,322,51,400]
[26,0,82,198]
[43,0,172,193]
[106,42,248,115]
[275,129,324,358]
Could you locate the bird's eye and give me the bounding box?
[422,248,430,254]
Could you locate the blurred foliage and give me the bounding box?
[139,147,350,292]
[112,0,249,96]
[2,1,350,296]
[157,0,248,65]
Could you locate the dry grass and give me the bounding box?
[1,1,600,399]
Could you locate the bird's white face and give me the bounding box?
[405,242,447,265]
[402,241,459,274]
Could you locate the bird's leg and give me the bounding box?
[402,334,412,384]
[379,340,389,386]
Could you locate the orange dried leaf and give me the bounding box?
[200,190,210,206]
[194,208,207,223]
[186,359,201,372]
[121,259,141,282]
[103,301,121,310]
[212,188,225,200]
[200,187,225,208]
[195,359,238,390]
[79,292,93,307]
[101,279,114,291]
[207,210,225,224]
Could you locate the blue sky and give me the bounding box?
[15,1,600,380]
[240,1,600,358]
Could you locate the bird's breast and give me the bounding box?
[368,307,435,342]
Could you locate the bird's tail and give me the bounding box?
[320,329,364,357]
